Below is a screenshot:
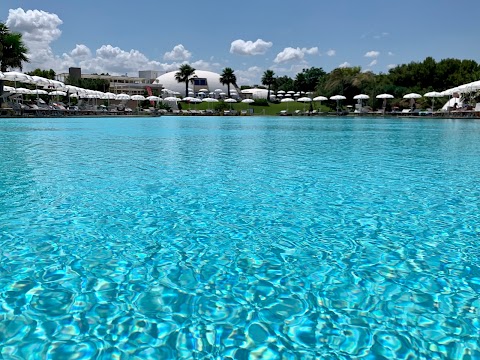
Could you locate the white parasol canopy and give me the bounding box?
[353,94,369,100]
[403,93,422,99]
[116,93,131,100]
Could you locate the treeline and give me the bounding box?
[256,57,480,108]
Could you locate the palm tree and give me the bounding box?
[219,67,237,98]
[0,23,29,72]
[0,23,29,105]
[175,64,196,97]
[261,70,275,101]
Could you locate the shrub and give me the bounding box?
[252,99,269,106]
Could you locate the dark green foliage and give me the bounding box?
[261,70,275,101]
[0,22,29,72]
[175,64,196,97]
[219,67,237,98]
[65,76,110,92]
[27,68,56,80]
[252,99,269,106]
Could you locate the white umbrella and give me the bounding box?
[146,95,160,101]
[353,94,370,110]
[297,97,312,102]
[49,90,67,96]
[32,89,48,95]
[224,98,237,109]
[297,96,312,112]
[203,98,218,102]
[131,94,145,111]
[353,94,369,100]
[287,91,295,94]
[0,72,4,79]
[376,93,394,99]
[163,96,179,102]
[376,93,394,112]
[403,93,422,99]
[312,96,328,111]
[14,87,32,95]
[202,97,218,110]
[403,93,422,110]
[116,93,131,101]
[198,88,208,92]
[277,90,285,94]
[103,92,117,100]
[46,80,66,90]
[214,89,222,92]
[241,98,254,113]
[281,97,294,111]
[330,95,347,100]
[30,76,52,101]
[330,95,346,113]
[2,71,32,88]
[424,91,444,112]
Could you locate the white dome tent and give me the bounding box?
[153,70,239,97]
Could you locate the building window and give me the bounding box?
[193,78,207,86]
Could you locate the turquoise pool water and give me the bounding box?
[1,116,479,359]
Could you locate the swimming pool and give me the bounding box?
[1,116,479,359]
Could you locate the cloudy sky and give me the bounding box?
[1,0,479,85]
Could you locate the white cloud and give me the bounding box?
[274,47,318,63]
[191,59,221,72]
[6,8,62,44]
[163,44,191,61]
[70,44,91,58]
[326,49,336,57]
[235,66,263,85]
[388,51,394,56]
[271,63,309,78]
[338,62,351,68]
[6,8,65,70]
[368,59,377,67]
[387,64,397,69]
[76,44,162,74]
[365,51,380,58]
[230,39,273,56]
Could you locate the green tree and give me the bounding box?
[27,68,56,80]
[276,75,294,93]
[261,70,275,101]
[321,66,362,98]
[0,23,29,72]
[0,22,29,104]
[175,64,196,97]
[65,76,110,92]
[219,67,237,98]
[296,67,327,93]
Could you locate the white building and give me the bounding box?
[153,70,239,97]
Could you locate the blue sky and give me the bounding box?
[1,0,479,85]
